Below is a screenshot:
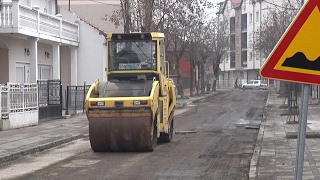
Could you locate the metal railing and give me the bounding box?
[0,84,9,119]
[0,2,79,43]
[37,79,62,120]
[38,80,62,107]
[0,83,38,119]
[65,82,90,115]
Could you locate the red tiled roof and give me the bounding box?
[231,0,242,8]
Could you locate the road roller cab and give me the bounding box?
[85,32,176,152]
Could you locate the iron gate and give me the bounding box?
[65,84,90,115]
[38,80,62,120]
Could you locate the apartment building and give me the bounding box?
[217,0,280,85]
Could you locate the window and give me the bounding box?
[230,17,235,34]
[241,51,247,67]
[249,13,252,23]
[241,14,247,31]
[44,0,51,14]
[38,65,52,80]
[256,11,259,22]
[16,63,30,83]
[108,40,157,71]
[241,33,247,49]
[230,52,235,68]
[230,34,235,51]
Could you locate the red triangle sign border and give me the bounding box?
[260,0,320,85]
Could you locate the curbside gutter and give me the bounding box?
[249,90,270,180]
[0,134,89,165]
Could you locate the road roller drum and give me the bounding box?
[88,116,156,152]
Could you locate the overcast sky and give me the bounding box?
[208,0,224,4]
[206,0,224,19]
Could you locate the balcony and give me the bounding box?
[0,1,79,45]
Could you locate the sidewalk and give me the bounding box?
[250,89,320,180]
[0,91,216,165]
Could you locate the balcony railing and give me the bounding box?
[0,1,79,43]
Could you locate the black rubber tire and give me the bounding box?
[158,119,174,143]
[151,121,158,151]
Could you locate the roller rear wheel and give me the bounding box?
[158,119,174,143]
[151,121,158,151]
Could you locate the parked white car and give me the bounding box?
[242,80,268,90]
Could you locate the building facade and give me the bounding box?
[0,0,121,130]
[0,0,79,84]
[217,0,280,85]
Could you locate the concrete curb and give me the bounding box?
[249,90,270,180]
[286,131,320,138]
[0,134,88,165]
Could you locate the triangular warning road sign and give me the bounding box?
[260,0,320,85]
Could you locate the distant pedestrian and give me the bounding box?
[234,77,238,88]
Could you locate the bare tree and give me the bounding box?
[203,17,229,91]
[187,21,205,95]
[108,0,177,32]
[254,2,299,58]
[108,0,214,96]
[188,40,199,96]
[198,23,214,94]
[254,1,300,95]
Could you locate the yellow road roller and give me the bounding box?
[85,32,176,152]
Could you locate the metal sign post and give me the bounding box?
[295,84,310,180]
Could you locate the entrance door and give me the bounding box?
[16,63,30,83]
[38,65,52,80]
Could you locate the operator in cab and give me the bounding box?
[116,42,140,63]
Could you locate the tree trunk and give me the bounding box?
[197,63,201,94]
[176,60,184,97]
[200,60,205,94]
[190,58,195,97]
[212,65,219,91]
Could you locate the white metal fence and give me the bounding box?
[0,85,9,119]
[0,83,38,130]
